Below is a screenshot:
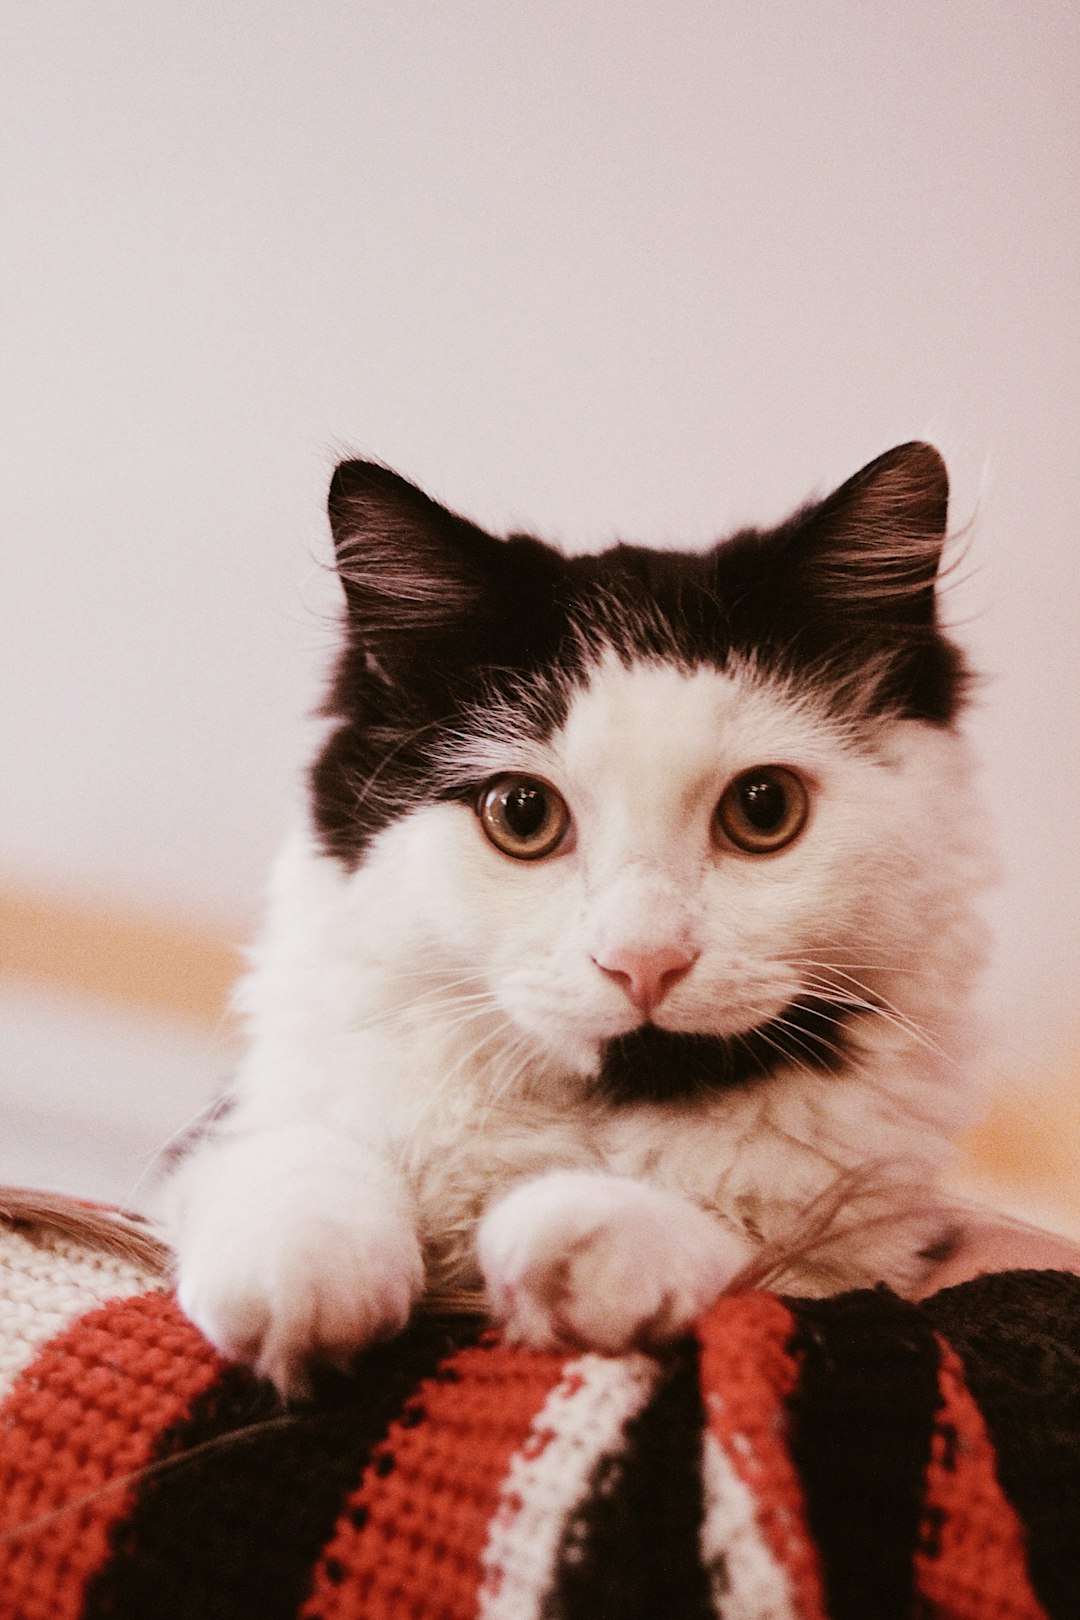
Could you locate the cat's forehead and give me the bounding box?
[555,653,841,781]
[456,651,848,791]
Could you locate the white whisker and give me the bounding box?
[743,1026,821,1085]
[769,1013,849,1067]
[398,1015,527,1172]
[122,1094,226,1212]
[768,1028,843,1078]
[797,970,955,1067]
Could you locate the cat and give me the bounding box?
[162,441,990,1396]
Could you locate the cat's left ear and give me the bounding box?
[797,441,950,626]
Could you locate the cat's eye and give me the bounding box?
[477,775,570,861]
[715,765,809,854]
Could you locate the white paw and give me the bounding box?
[178,1204,424,1397]
[167,1127,424,1397]
[477,1171,749,1353]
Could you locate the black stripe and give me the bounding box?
[83,1312,481,1620]
[548,1341,714,1620]
[595,996,856,1105]
[783,1287,942,1620]
[923,1268,1080,1620]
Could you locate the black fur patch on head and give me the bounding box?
[593,995,856,1106]
[311,445,966,866]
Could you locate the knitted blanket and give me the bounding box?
[0,1209,1077,1619]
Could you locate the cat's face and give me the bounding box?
[312,445,982,1095]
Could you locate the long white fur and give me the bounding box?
[162,650,990,1394]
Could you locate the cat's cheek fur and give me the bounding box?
[163,1123,424,1398]
[477,1170,751,1352]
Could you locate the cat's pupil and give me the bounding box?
[504,784,547,837]
[740,777,787,832]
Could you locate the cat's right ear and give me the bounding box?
[327,460,498,639]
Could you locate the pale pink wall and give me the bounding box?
[3,2,1078,1076]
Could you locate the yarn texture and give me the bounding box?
[0,1210,1075,1619]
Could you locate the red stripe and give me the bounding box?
[0,1292,223,1620]
[302,1334,567,1620]
[914,1336,1047,1620]
[696,1291,828,1620]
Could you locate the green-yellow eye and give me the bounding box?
[715,765,809,854]
[477,775,570,860]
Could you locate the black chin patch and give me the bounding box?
[594,996,856,1106]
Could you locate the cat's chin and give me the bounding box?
[592,995,856,1106]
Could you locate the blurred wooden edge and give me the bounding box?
[0,880,240,1027]
[961,1095,1079,1196]
[952,1034,1080,1234]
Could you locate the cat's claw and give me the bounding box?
[477,1170,749,1353]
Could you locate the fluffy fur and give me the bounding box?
[162,443,990,1395]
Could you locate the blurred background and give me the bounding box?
[2,3,1078,1225]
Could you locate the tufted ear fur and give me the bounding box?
[705,442,962,724]
[327,460,501,644]
[793,441,951,630]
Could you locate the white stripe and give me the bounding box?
[0,1223,161,1400]
[479,1350,661,1620]
[700,1430,800,1620]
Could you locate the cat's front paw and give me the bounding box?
[177,1201,424,1399]
[477,1171,749,1353]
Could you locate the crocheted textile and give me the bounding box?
[0,1215,1076,1619]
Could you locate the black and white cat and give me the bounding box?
[164,442,990,1394]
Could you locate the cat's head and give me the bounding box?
[311,445,985,1095]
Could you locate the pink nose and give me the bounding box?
[592,944,697,1015]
